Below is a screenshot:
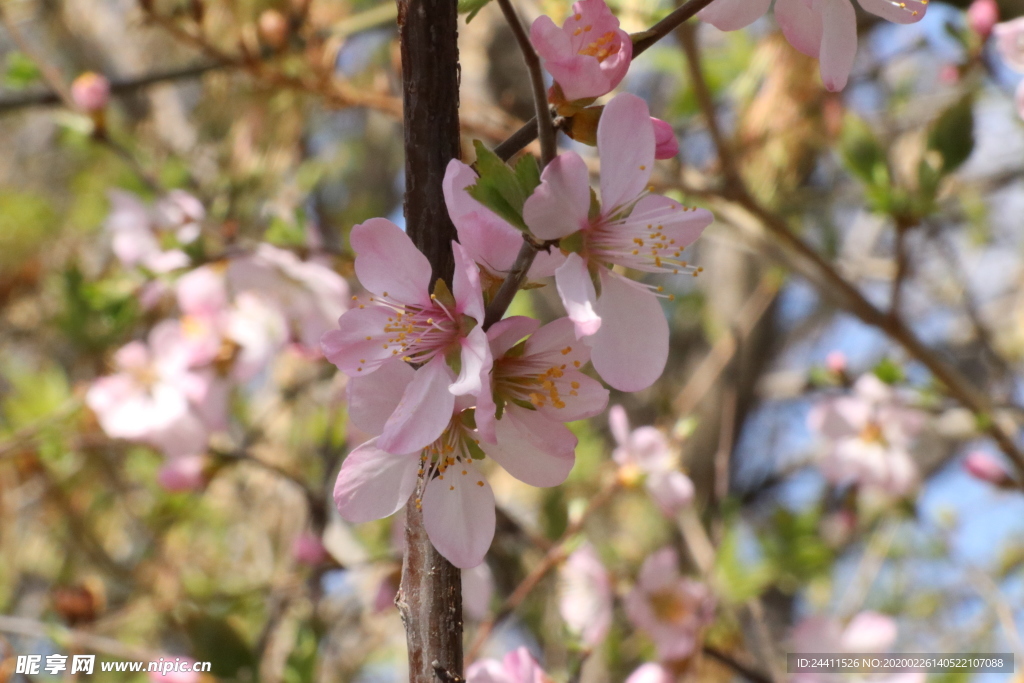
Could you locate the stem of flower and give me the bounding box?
[494,0,556,168]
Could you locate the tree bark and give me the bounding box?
[393,0,464,681]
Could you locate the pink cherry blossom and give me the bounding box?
[625,547,715,662]
[474,316,608,459]
[792,611,923,683]
[443,160,564,281]
[86,330,212,458]
[335,346,583,567]
[104,191,189,273]
[651,118,679,160]
[609,406,694,516]
[826,350,847,373]
[699,0,928,92]
[963,450,1014,488]
[625,663,674,683]
[157,455,207,492]
[71,72,110,113]
[807,374,924,497]
[156,190,205,244]
[522,93,713,391]
[291,532,329,565]
[466,647,552,683]
[230,243,347,353]
[322,220,491,454]
[558,543,613,647]
[530,0,632,103]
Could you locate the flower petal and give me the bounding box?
[537,370,608,422]
[818,0,858,91]
[857,0,927,24]
[334,438,419,523]
[451,326,493,397]
[590,272,668,392]
[598,93,655,212]
[775,0,824,58]
[347,358,415,435]
[483,406,576,487]
[321,305,395,376]
[698,0,772,30]
[378,355,455,454]
[351,218,432,305]
[555,254,602,338]
[523,152,592,241]
[646,470,695,516]
[453,240,486,322]
[422,459,496,568]
[444,160,525,275]
[608,405,630,448]
[487,315,541,357]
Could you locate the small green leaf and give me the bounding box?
[4,52,41,89]
[514,153,541,196]
[873,357,905,385]
[458,0,493,21]
[927,95,974,174]
[467,140,531,231]
[840,113,887,186]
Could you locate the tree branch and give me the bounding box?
[394,0,464,680]
[494,0,556,167]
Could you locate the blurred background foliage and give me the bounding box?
[2,0,1024,681]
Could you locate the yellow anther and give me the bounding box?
[561,346,573,355]
[477,481,484,487]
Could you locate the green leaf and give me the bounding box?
[514,153,541,197]
[840,114,887,186]
[458,0,493,21]
[3,52,41,89]
[466,140,531,232]
[927,95,974,174]
[873,357,905,385]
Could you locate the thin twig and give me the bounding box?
[494,0,556,167]
[0,6,75,109]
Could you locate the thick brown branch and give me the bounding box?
[394,0,464,680]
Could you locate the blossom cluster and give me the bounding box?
[86,190,347,492]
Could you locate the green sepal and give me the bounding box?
[510,398,537,411]
[587,186,601,223]
[560,231,585,255]
[460,409,477,429]
[504,338,528,359]
[466,438,487,460]
[432,278,457,309]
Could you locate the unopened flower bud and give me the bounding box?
[258,9,290,49]
[826,350,847,374]
[963,451,1014,488]
[968,0,999,40]
[157,455,207,492]
[291,532,329,565]
[651,117,679,160]
[71,72,110,113]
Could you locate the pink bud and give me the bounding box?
[291,533,329,565]
[258,9,289,49]
[963,451,1014,487]
[157,456,206,492]
[939,63,961,84]
[826,350,847,373]
[651,117,679,160]
[968,0,999,39]
[71,72,111,113]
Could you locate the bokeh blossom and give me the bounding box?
[71,72,110,113]
[698,0,929,91]
[994,18,1024,119]
[792,611,925,683]
[808,374,925,497]
[625,548,715,662]
[609,405,694,516]
[466,647,552,683]
[558,543,613,647]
